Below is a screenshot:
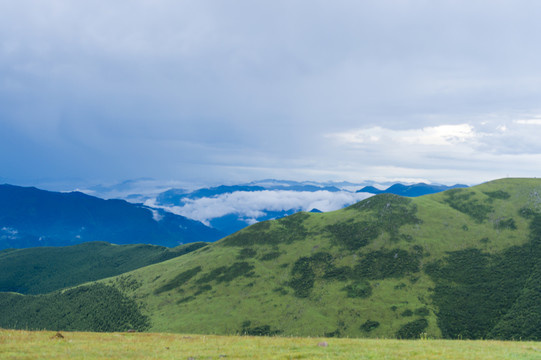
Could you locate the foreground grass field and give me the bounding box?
[1,330,541,360]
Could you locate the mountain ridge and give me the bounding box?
[0,184,223,249]
[3,178,538,340]
[357,182,468,197]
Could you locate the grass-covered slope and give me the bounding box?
[94,178,539,339]
[0,241,207,295]
[4,178,541,339]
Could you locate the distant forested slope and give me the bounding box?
[0,241,207,294]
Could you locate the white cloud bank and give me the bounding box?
[325,119,541,180]
[514,118,541,125]
[329,124,476,147]
[145,190,373,225]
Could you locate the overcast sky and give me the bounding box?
[2,0,541,189]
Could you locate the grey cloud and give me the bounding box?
[2,1,541,186]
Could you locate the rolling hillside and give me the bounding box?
[3,178,541,340]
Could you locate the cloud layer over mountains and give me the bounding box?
[146,190,372,226]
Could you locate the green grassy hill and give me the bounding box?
[3,178,541,339]
[0,241,207,294]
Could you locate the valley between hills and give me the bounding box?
[2,178,541,340]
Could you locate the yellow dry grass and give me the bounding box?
[1,329,541,359]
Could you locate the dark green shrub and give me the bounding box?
[240,321,281,336]
[326,221,379,250]
[288,259,316,298]
[345,194,422,243]
[519,207,537,219]
[288,252,336,298]
[411,245,424,256]
[278,212,309,228]
[348,194,422,240]
[237,248,257,259]
[400,234,414,242]
[324,329,341,337]
[360,320,380,332]
[154,266,202,294]
[425,246,534,339]
[353,249,420,280]
[342,281,372,298]
[176,296,196,304]
[223,213,309,247]
[260,251,281,261]
[194,284,212,296]
[483,190,511,200]
[487,213,541,340]
[323,266,352,281]
[115,275,141,292]
[401,309,413,317]
[272,287,288,295]
[495,218,517,230]
[444,189,493,223]
[221,221,273,246]
[241,320,251,328]
[414,307,430,316]
[196,262,255,284]
[489,262,541,340]
[396,319,428,339]
[394,283,407,290]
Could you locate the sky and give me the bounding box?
[2,0,541,190]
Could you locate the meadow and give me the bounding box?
[1,329,541,360]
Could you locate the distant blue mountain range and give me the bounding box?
[0,184,224,250]
[157,183,341,206]
[0,180,468,250]
[357,183,468,197]
[154,180,468,236]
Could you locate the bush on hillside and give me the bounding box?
[196,262,255,284]
[154,266,202,294]
[237,248,257,259]
[326,221,379,250]
[222,213,309,247]
[396,319,428,339]
[483,190,511,200]
[444,189,493,223]
[342,281,372,298]
[353,249,421,280]
[360,320,380,332]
